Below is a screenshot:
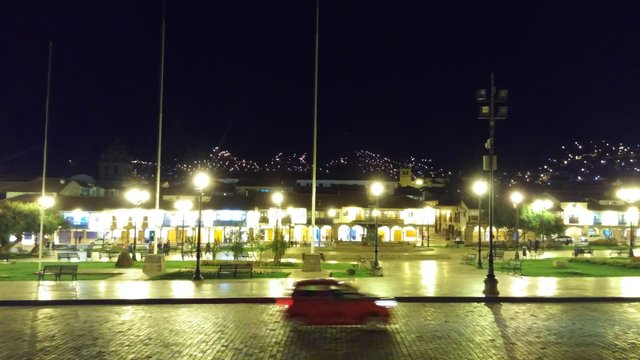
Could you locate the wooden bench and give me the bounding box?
[99,249,122,260]
[57,252,79,261]
[483,250,505,261]
[500,259,523,275]
[38,265,78,281]
[0,254,11,262]
[573,246,594,257]
[217,263,253,278]
[461,253,476,265]
[58,265,78,280]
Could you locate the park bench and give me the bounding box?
[37,264,78,281]
[609,248,627,257]
[134,247,149,259]
[0,254,11,262]
[500,259,523,275]
[217,263,253,278]
[461,253,476,265]
[57,252,80,262]
[573,246,594,257]
[483,250,505,261]
[99,249,122,260]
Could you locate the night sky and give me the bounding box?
[2,1,640,178]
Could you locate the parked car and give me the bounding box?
[553,236,574,245]
[281,279,396,329]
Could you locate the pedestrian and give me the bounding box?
[522,247,527,258]
[534,239,540,252]
[163,242,170,255]
[204,242,211,255]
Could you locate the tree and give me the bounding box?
[270,227,288,264]
[519,205,564,240]
[0,201,68,253]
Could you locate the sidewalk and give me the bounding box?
[2,244,640,303]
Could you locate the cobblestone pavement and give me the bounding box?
[2,302,639,359]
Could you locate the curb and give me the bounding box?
[2,296,640,307]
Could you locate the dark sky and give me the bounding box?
[2,0,640,178]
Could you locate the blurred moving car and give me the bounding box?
[281,278,396,329]
[578,235,601,243]
[553,236,574,245]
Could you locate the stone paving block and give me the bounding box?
[1,303,639,359]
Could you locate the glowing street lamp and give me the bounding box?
[174,199,193,256]
[370,181,384,270]
[37,195,55,272]
[125,188,150,261]
[472,180,488,268]
[511,191,524,259]
[193,172,210,280]
[617,187,640,257]
[532,199,553,251]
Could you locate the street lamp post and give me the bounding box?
[617,188,640,257]
[193,172,210,281]
[511,191,524,260]
[472,180,488,269]
[37,195,55,272]
[370,182,384,270]
[272,192,284,242]
[125,188,150,261]
[532,199,552,252]
[477,73,508,297]
[175,199,193,256]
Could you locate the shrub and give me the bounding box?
[229,241,246,260]
[589,239,619,247]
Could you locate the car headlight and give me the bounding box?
[375,299,397,308]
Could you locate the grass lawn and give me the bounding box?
[519,258,640,277]
[0,260,372,281]
[322,262,373,278]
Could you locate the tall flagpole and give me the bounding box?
[38,41,53,272]
[310,0,320,254]
[154,1,166,255]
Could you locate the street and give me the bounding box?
[2,302,639,359]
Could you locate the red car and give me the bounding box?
[282,279,396,329]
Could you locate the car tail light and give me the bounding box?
[276,297,293,307]
[375,299,397,308]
